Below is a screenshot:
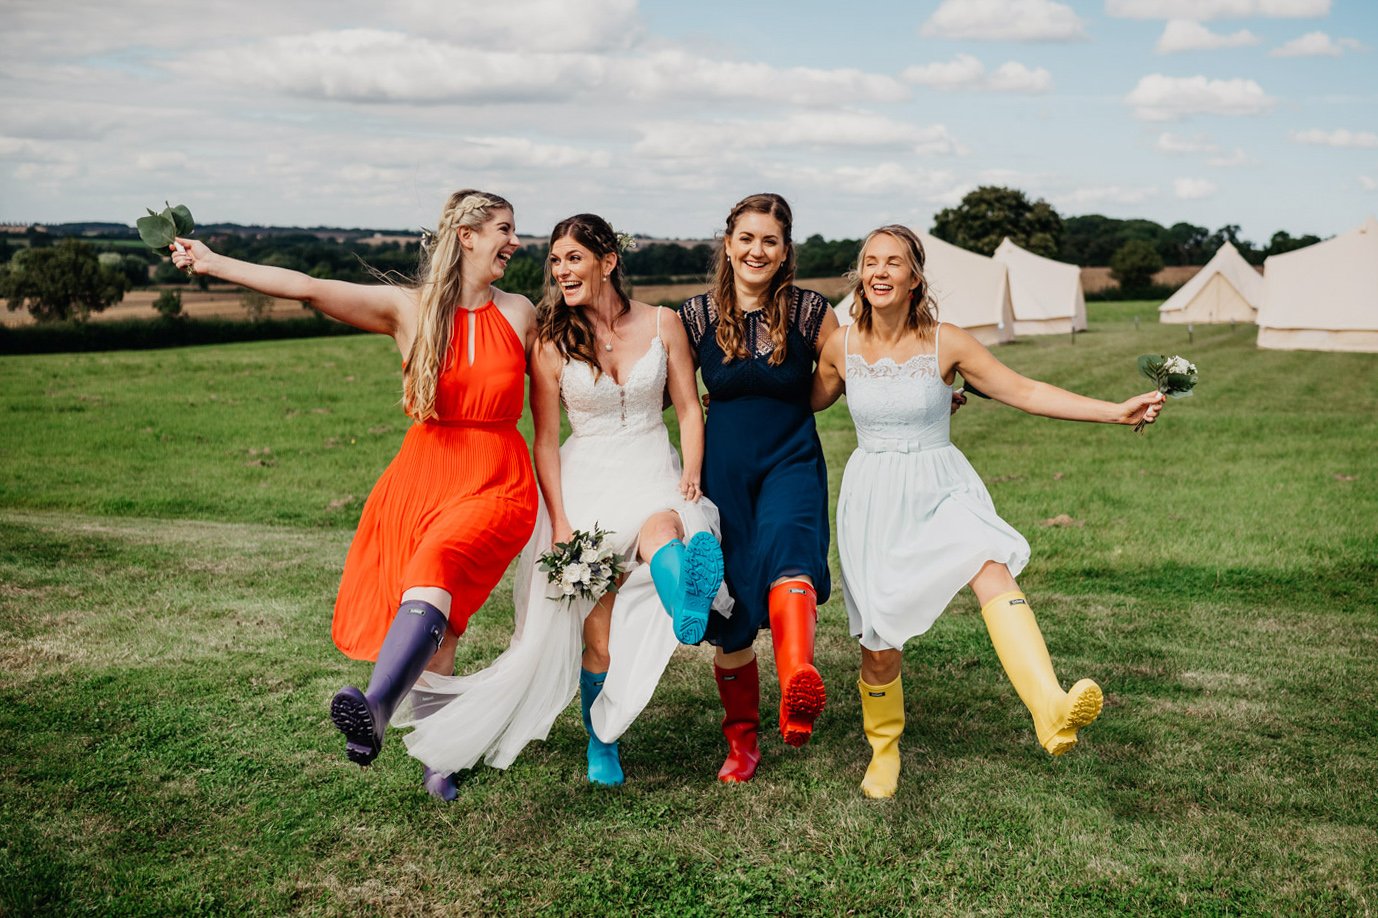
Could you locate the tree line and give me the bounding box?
[2,191,1326,323]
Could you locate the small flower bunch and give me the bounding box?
[538,525,625,604]
[613,231,638,254]
[1135,353,1198,432]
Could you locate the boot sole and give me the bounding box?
[781,666,827,747]
[674,532,722,645]
[1041,679,1103,756]
[330,687,382,766]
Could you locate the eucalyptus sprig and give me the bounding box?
[1135,353,1198,432]
[136,202,196,273]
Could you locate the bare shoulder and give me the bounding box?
[493,287,536,318]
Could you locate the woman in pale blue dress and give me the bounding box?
[812,224,1165,798]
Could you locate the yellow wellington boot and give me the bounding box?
[858,676,904,798]
[980,591,1103,756]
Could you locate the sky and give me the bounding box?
[1,0,1375,245]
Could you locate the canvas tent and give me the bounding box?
[992,237,1087,335]
[834,231,1015,345]
[1157,241,1262,325]
[1257,216,1378,353]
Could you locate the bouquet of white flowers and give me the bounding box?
[538,525,625,605]
[1136,353,1198,432]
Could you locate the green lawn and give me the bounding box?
[2,303,1375,915]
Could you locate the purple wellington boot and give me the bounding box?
[422,766,459,801]
[330,599,447,766]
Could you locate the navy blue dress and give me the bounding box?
[678,288,832,653]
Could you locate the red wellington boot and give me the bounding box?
[714,657,761,783]
[768,579,827,747]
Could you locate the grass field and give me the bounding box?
[2,302,1376,916]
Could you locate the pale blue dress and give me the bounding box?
[836,323,1031,652]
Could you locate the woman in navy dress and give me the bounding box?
[677,193,839,782]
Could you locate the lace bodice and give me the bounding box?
[678,287,829,404]
[561,336,668,438]
[844,327,952,453]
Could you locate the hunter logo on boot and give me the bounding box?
[1009,597,1027,605]
[868,691,887,697]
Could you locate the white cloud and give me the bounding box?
[987,62,1055,92]
[1174,177,1218,199]
[1291,129,1378,148]
[163,32,909,107]
[1106,0,1330,19]
[1358,175,1376,192]
[767,162,962,200]
[1156,20,1260,53]
[1053,184,1159,207]
[1126,74,1274,121]
[634,113,962,159]
[1270,32,1363,57]
[902,55,1053,93]
[1207,148,1251,166]
[1156,132,1218,153]
[389,0,642,52]
[921,0,1087,41]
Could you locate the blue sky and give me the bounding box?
[1,0,1374,247]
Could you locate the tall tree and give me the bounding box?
[931,186,1063,257]
[2,239,128,322]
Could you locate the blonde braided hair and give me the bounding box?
[404,189,512,421]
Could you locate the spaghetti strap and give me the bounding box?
[934,322,942,365]
[655,305,663,339]
[843,323,852,356]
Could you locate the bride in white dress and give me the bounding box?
[812,224,1165,799]
[398,214,730,796]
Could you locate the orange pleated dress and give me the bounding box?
[332,303,538,661]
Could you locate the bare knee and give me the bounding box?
[638,511,684,563]
[860,647,902,685]
[715,646,756,669]
[968,562,1018,607]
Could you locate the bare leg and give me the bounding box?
[860,647,902,686]
[581,589,616,674]
[637,510,684,563]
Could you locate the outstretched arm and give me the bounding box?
[943,323,1165,427]
[810,325,847,412]
[662,310,706,502]
[171,237,411,342]
[530,341,574,544]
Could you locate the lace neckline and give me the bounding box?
[846,352,936,370]
[571,336,663,388]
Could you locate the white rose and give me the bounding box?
[564,562,590,585]
[562,582,576,596]
[580,548,599,563]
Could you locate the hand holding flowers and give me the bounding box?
[1134,353,1198,432]
[538,525,625,605]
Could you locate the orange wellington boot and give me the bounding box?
[714,658,761,783]
[768,579,827,747]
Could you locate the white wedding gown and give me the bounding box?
[397,311,731,773]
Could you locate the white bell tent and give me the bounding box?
[992,237,1087,336]
[834,231,1014,346]
[1257,217,1378,353]
[1158,241,1263,326]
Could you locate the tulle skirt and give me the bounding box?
[396,428,730,772]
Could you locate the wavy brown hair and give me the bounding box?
[711,193,796,366]
[536,214,631,379]
[402,189,513,422]
[846,224,937,339]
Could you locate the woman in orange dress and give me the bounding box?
[171,189,539,799]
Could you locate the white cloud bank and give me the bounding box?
[1156,20,1260,53]
[1270,32,1364,57]
[1106,0,1330,19]
[1174,177,1218,199]
[903,55,1054,93]
[920,0,1087,41]
[1291,129,1378,148]
[1126,74,1274,121]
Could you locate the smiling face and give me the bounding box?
[860,231,921,314]
[724,210,788,295]
[460,207,519,284]
[549,234,617,308]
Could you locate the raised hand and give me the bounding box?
[169,237,214,275]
